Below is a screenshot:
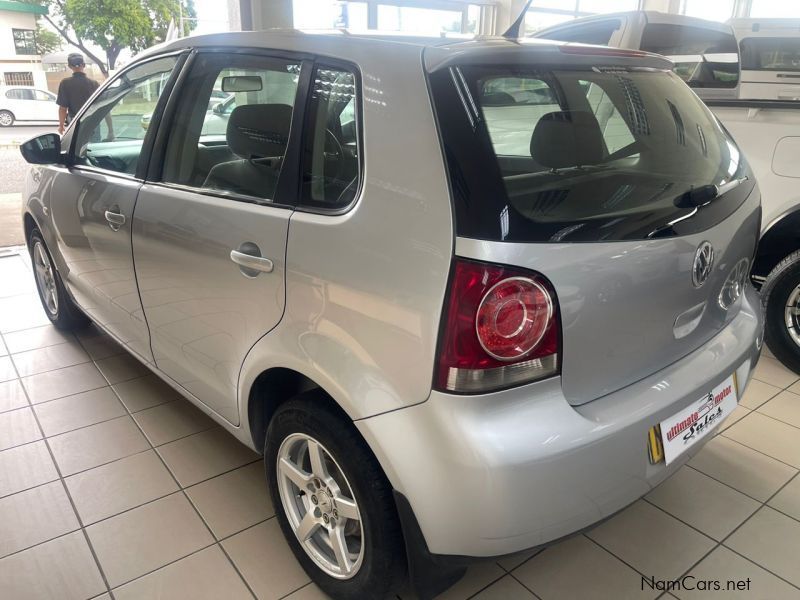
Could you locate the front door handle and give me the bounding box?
[104,210,126,231]
[230,248,274,277]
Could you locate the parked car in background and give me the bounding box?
[536,11,800,373]
[534,11,740,100]
[731,18,800,101]
[140,90,233,133]
[19,31,762,599]
[0,87,58,126]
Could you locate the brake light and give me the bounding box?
[435,259,560,394]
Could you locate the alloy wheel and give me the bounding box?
[32,241,59,316]
[276,433,364,579]
[785,284,800,348]
[0,112,12,127]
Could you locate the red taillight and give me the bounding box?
[435,259,560,394]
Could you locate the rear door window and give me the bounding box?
[428,64,751,242]
[740,37,800,71]
[640,23,739,89]
[160,53,301,202]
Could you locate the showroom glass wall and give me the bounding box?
[293,0,492,35]
[288,0,800,37]
[682,0,800,21]
[524,0,641,33]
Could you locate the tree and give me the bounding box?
[35,22,62,55]
[26,0,195,75]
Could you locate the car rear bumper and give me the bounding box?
[356,284,764,557]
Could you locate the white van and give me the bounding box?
[730,18,800,101]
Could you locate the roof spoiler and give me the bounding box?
[503,0,533,39]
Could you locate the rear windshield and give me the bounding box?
[740,37,800,72]
[641,24,739,89]
[429,65,751,242]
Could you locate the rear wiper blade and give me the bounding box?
[673,177,748,208]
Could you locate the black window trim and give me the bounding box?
[66,49,190,182]
[292,57,364,217]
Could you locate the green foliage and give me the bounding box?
[28,0,196,72]
[35,22,62,55]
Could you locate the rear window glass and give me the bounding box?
[429,65,750,242]
[641,23,739,89]
[740,37,800,72]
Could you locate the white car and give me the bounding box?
[0,87,58,126]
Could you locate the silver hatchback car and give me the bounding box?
[20,31,763,599]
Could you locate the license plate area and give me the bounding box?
[652,373,739,465]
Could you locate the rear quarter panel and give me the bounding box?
[238,40,454,422]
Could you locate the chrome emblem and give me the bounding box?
[692,242,714,288]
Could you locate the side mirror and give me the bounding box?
[20,133,62,165]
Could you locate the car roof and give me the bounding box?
[138,28,673,71]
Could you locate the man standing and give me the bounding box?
[56,53,100,135]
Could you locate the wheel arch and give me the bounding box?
[246,367,350,453]
[23,212,37,244]
[754,207,800,280]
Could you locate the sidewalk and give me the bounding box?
[0,193,23,247]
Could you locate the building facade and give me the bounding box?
[0,1,47,89]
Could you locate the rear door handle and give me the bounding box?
[104,210,126,231]
[230,249,274,275]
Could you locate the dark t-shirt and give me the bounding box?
[56,72,99,120]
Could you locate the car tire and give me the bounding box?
[0,110,14,127]
[762,250,800,373]
[28,229,88,330]
[265,392,406,599]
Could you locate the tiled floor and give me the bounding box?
[1,249,800,600]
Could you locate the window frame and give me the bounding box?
[66,50,189,182]
[4,72,34,86]
[294,58,364,215]
[12,29,37,56]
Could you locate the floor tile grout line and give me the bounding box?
[641,496,739,545]
[496,548,544,575]
[4,348,117,600]
[0,472,60,502]
[22,381,113,408]
[462,569,521,600]
[750,402,800,432]
[683,461,797,507]
[718,430,800,469]
[0,526,84,562]
[582,532,667,589]
[106,539,222,592]
[644,470,800,594]
[94,351,261,600]
[277,581,318,599]
[505,569,544,599]
[10,356,94,380]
